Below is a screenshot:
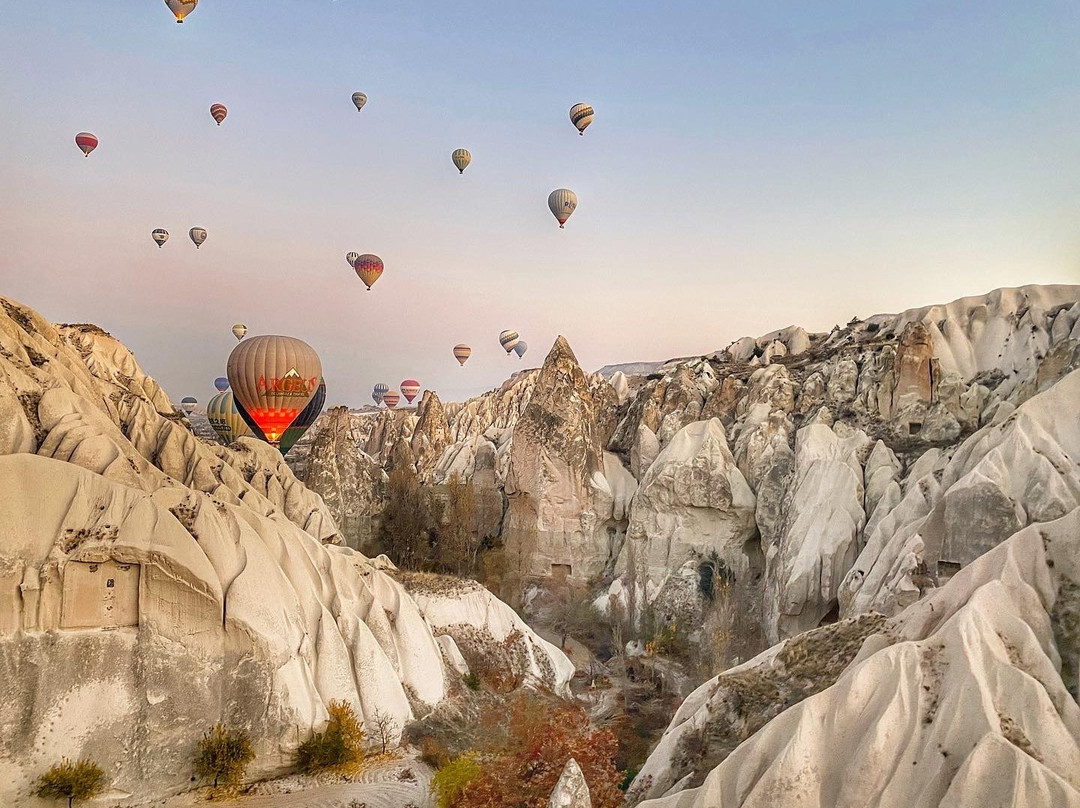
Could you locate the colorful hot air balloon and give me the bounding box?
[382,390,401,409]
[373,382,389,406]
[453,344,471,366]
[548,189,578,229]
[206,391,252,444]
[346,252,360,268]
[180,396,197,415]
[569,103,595,135]
[452,149,471,174]
[75,132,98,158]
[152,229,169,248]
[352,92,368,112]
[214,376,230,392]
[400,380,420,404]
[354,254,383,290]
[226,335,322,446]
[210,103,228,125]
[232,323,247,342]
[189,227,207,249]
[164,0,198,23]
[514,340,528,358]
[279,379,326,455]
[499,330,520,355]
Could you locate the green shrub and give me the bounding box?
[33,758,107,807]
[431,753,482,808]
[462,671,480,691]
[194,723,255,789]
[295,700,366,773]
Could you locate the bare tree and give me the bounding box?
[368,708,398,756]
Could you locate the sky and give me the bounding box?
[1,1,1079,408]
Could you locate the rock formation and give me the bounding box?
[548,758,592,808]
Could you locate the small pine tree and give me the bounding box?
[34,758,107,807]
[295,700,366,773]
[194,723,255,790]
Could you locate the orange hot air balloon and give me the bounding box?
[453,344,471,366]
[400,380,420,403]
[382,389,400,409]
[354,254,384,290]
[75,132,98,157]
[210,104,228,125]
[226,335,321,446]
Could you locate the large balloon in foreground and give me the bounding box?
[206,391,252,444]
[75,132,98,157]
[180,396,197,415]
[514,340,528,358]
[499,330,520,354]
[548,189,578,229]
[189,227,207,248]
[346,252,360,268]
[279,379,326,455]
[210,103,228,125]
[152,229,169,248]
[352,92,368,112]
[227,335,322,446]
[354,254,383,290]
[400,380,420,403]
[453,344,471,366]
[164,0,198,23]
[569,103,595,135]
[232,323,247,342]
[214,376,230,392]
[452,149,471,174]
[382,390,400,409]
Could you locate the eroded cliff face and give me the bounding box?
[0,296,573,806]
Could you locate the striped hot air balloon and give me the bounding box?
[352,92,368,112]
[214,376,230,392]
[569,103,595,135]
[373,382,389,406]
[152,229,169,248]
[180,396,197,415]
[279,378,326,455]
[189,227,207,249]
[75,132,98,157]
[548,189,578,228]
[206,391,252,444]
[452,149,471,174]
[514,340,528,358]
[499,330,519,355]
[354,254,383,290]
[382,390,401,409]
[232,323,247,342]
[453,344,471,366]
[210,103,228,125]
[346,252,360,268]
[164,0,198,23]
[400,380,420,404]
[227,335,322,446]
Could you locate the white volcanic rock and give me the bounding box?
[632,509,1080,807]
[624,418,758,584]
[548,758,591,808]
[631,423,660,480]
[411,390,452,481]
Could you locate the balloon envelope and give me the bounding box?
[210,103,227,125]
[152,229,169,248]
[346,252,360,267]
[227,335,322,445]
[373,382,389,405]
[452,149,471,174]
[499,330,519,354]
[382,390,400,409]
[569,103,595,135]
[280,379,326,455]
[232,323,247,342]
[207,391,252,444]
[400,380,420,403]
[164,0,198,22]
[189,227,207,248]
[352,92,368,112]
[548,189,578,228]
[514,341,528,358]
[453,344,471,366]
[214,376,230,392]
[180,396,197,414]
[75,132,98,157]
[354,254,383,290]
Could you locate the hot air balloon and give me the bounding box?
[453,344,471,366]
[499,330,520,355]
[152,229,169,248]
[452,149,471,174]
[189,227,207,249]
[180,396,197,415]
[382,390,400,409]
[346,252,360,268]
[373,383,389,406]
[548,189,578,229]
[400,380,420,404]
[354,254,383,290]
[232,323,247,342]
[75,132,98,158]
[352,92,368,112]
[279,379,326,455]
[569,103,595,135]
[514,340,528,358]
[206,391,252,444]
[164,0,198,23]
[226,335,322,446]
[210,103,228,125]
[214,376,230,392]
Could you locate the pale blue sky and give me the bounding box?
[1,1,1078,406]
